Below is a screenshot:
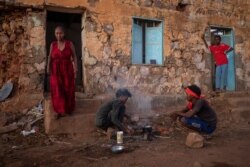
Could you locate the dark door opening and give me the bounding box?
[206,26,235,91]
[45,11,83,92]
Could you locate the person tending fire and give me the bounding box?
[95,88,134,135]
[171,85,217,134]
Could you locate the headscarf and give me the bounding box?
[185,85,203,110]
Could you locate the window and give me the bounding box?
[132,18,163,65]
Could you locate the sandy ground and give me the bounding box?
[1,123,250,167]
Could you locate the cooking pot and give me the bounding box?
[143,125,152,133]
[142,125,153,141]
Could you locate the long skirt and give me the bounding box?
[50,59,75,114]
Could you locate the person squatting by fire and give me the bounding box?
[171,85,217,134]
[95,88,134,135]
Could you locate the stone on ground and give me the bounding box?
[185,132,204,148]
[193,161,203,167]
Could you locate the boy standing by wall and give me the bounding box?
[204,35,233,91]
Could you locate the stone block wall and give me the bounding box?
[0,0,249,99]
[0,9,46,95]
[83,0,250,95]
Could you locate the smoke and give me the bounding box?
[128,93,154,127]
[103,67,157,127]
[112,75,155,127]
[128,93,153,115]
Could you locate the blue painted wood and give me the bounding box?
[132,23,143,64]
[221,34,235,91]
[132,16,162,22]
[145,23,163,65]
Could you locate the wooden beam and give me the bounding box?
[46,6,85,14]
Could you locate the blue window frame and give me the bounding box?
[132,18,163,65]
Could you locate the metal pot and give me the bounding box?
[143,125,152,133]
[142,125,153,141]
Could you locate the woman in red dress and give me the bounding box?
[47,26,77,118]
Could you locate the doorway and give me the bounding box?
[207,26,235,91]
[45,11,83,92]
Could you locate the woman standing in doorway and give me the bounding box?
[47,26,77,118]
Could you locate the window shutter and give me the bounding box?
[132,23,143,64]
[145,22,163,65]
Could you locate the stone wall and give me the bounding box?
[0,9,46,95]
[83,0,250,95]
[0,0,250,99]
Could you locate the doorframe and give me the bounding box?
[46,6,85,14]
[44,6,86,92]
[208,25,236,91]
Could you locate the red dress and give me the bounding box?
[50,40,75,114]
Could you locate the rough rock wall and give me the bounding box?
[0,0,250,98]
[0,9,46,94]
[84,1,202,95]
[83,0,250,95]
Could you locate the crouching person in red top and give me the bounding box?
[171,85,217,134]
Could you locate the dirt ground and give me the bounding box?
[0,120,250,167]
[0,92,250,167]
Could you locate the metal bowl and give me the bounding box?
[111,145,124,153]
